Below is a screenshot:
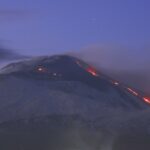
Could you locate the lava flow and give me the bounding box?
[76,60,99,77]
[143,97,150,104]
[86,67,99,77]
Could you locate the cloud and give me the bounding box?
[70,45,150,70]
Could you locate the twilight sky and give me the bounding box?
[0,0,150,56]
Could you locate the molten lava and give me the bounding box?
[143,97,150,104]
[76,60,99,77]
[127,88,139,96]
[86,67,99,77]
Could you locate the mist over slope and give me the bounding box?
[69,46,150,96]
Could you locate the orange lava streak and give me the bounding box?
[143,97,150,104]
[86,67,99,77]
[76,61,99,77]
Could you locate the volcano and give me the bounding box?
[0,55,150,150]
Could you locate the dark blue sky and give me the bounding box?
[0,0,150,55]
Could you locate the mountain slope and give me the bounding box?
[0,55,150,150]
[0,55,149,122]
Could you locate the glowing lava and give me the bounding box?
[143,97,150,104]
[86,67,99,77]
[76,60,99,77]
[127,88,139,96]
